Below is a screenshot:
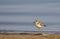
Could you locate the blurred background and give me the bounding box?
[0,0,60,32]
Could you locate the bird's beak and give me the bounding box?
[33,21,35,23]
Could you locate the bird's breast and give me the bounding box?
[35,22,42,28]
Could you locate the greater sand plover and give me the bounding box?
[33,18,46,29]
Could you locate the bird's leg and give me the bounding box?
[38,28,42,33]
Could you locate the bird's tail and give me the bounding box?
[44,25,46,27]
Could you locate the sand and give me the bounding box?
[0,33,60,39]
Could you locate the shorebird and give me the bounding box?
[33,18,46,29]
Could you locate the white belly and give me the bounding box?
[33,19,44,28]
[35,22,42,28]
[36,24,42,28]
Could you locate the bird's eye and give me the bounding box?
[36,20,37,22]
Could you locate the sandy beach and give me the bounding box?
[0,33,60,39]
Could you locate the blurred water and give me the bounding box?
[0,12,60,32]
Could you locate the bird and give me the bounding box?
[33,18,46,29]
